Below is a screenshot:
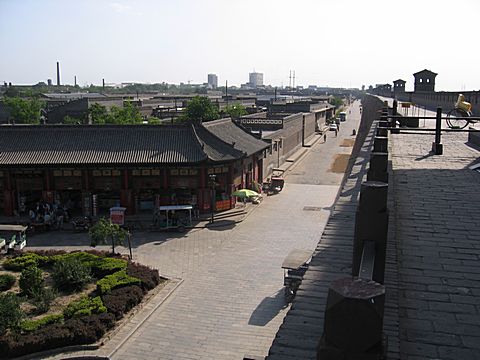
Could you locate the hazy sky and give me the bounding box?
[1,0,479,91]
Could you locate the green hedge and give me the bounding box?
[91,257,127,278]
[20,314,63,332]
[3,253,49,271]
[97,270,141,294]
[63,296,106,319]
[51,252,127,278]
[52,252,99,267]
[0,274,16,292]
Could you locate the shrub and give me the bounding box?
[96,270,141,295]
[63,296,106,319]
[3,253,48,271]
[101,285,144,319]
[52,251,100,268]
[20,313,63,332]
[0,274,16,292]
[0,313,116,358]
[90,257,127,278]
[29,287,57,314]
[64,312,115,342]
[19,266,43,298]
[0,293,23,335]
[52,257,92,292]
[126,262,161,291]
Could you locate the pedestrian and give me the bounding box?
[324,133,327,142]
[193,204,200,219]
[55,206,65,230]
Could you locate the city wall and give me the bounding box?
[396,91,480,114]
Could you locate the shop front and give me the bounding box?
[207,165,233,212]
[132,169,162,213]
[92,170,122,216]
[168,167,199,207]
[14,171,44,215]
[53,169,83,216]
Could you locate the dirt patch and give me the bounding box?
[330,154,351,173]
[340,139,355,147]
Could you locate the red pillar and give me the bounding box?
[120,169,132,214]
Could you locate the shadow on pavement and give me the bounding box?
[205,219,237,230]
[248,289,288,327]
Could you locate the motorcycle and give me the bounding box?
[71,216,92,231]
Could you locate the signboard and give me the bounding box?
[110,207,126,226]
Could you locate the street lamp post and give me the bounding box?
[209,174,216,223]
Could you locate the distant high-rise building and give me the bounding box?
[207,74,218,89]
[249,72,263,88]
[47,79,53,86]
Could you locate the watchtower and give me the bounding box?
[393,79,406,95]
[413,69,437,93]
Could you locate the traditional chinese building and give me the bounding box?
[0,119,269,217]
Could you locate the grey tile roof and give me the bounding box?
[194,125,245,162]
[202,118,269,156]
[0,125,213,166]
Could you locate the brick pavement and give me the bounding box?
[390,115,480,359]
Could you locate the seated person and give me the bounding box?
[456,94,472,114]
[44,212,51,224]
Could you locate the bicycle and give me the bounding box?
[446,94,477,129]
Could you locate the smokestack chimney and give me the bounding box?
[56,62,60,86]
[102,78,105,90]
[74,76,77,87]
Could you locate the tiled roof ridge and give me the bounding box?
[198,121,247,157]
[0,124,190,130]
[189,122,211,158]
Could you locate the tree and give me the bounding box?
[183,96,219,123]
[105,101,143,124]
[3,96,44,124]
[224,103,247,119]
[329,96,344,108]
[89,218,129,254]
[89,103,110,124]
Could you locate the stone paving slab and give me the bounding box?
[390,111,480,360]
